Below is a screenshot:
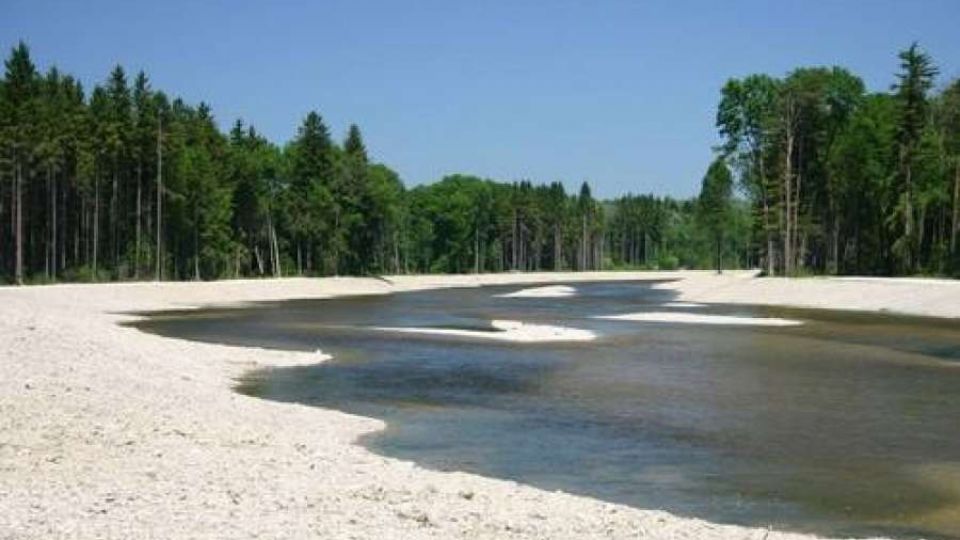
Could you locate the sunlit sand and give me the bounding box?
[373,318,595,342]
[596,311,802,327]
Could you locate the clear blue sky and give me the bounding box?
[3,0,959,198]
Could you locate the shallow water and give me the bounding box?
[133,281,960,539]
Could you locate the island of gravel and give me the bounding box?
[5,270,959,539]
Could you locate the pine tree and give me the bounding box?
[2,41,38,284]
[288,111,334,274]
[698,158,734,273]
[131,71,153,278]
[578,182,593,270]
[342,124,373,273]
[892,42,938,273]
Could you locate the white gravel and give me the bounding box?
[0,271,912,539]
[596,312,803,327]
[496,285,578,298]
[661,301,707,308]
[373,319,596,342]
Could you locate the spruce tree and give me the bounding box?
[892,42,938,273]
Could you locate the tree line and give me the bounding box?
[716,42,960,276]
[0,41,752,284]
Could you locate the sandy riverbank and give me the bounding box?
[5,270,955,539]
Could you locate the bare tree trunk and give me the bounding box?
[794,170,802,272]
[156,118,163,281]
[111,167,118,273]
[254,244,264,275]
[753,150,774,275]
[93,169,100,281]
[763,197,774,275]
[45,165,51,279]
[52,169,57,280]
[135,161,142,279]
[15,160,23,285]
[783,125,794,276]
[268,214,281,278]
[60,176,67,272]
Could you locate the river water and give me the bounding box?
[133,280,960,539]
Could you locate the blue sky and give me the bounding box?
[3,1,959,198]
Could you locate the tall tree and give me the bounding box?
[718,75,781,275]
[104,65,131,276]
[2,42,38,284]
[342,123,372,273]
[937,81,960,263]
[891,42,938,273]
[698,158,734,273]
[288,111,334,274]
[577,182,594,270]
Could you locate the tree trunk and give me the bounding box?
[918,202,927,267]
[783,129,794,276]
[135,161,142,279]
[951,160,959,257]
[15,160,23,285]
[474,224,480,274]
[60,177,66,273]
[111,167,118,273]
[716,236,722,274]
[511,209,518,271]
[554,223,561,271]
[764,196,774,276]
[580,214,587,271]
[905,162,915,273]
[156,119,163,281]
[193,204,201,281]
[394,228,400,275]
[254,244,263,275]
[93,170,100,281]
[51,169,58,280]
[297,240,302,276]
[75,192,82,269]
[830,210,840,275]
[45,165,52,279]
[268,215,281,278]
[333,208,340,276]
[794,170,802,272]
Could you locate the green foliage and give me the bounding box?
[715,42,960,277]
[7,40,958,284]
[658,254,679,271]
[698,158,734,272]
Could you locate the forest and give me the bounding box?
[0,41,956,284]
[718,43,960,276]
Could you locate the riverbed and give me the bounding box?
[135,280,960,539]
